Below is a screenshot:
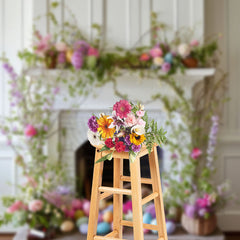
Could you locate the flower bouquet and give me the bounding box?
[87,100,167,163]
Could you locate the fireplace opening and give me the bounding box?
[75,141,163,199]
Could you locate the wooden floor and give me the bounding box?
[0,232,239,240]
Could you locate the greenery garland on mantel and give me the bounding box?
[0,2,230,229]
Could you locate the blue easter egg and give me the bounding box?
[166,221,176,235]
[97,222,111,235]
[76,216,88,227]
[143,212,152,224]
[79,223,88,235]
[150,219,158,234]
[164,53,173,63]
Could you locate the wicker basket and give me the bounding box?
[181,213,217,236]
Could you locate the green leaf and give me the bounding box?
[95,152,113,164]
[129,151,138,163]
[99,146,110,152]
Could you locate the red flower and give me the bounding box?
[191,148,202,159]
[105,138,115,148]
[115,141,125,152]
[140,53,150,61]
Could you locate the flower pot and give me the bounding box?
[181,213,217,236]
[182,57,198,68]
[45,55,57,69]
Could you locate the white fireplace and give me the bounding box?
[44,69,215,186]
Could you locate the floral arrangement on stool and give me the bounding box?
[87,99,166,162]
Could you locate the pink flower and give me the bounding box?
[7,200,25,213]
[26,176,38,188]
[125,113,137,127]
[28,200,43,212]
[88,47,99,57]
[150,47,163,58]
[64,208,75,219]
[113,100,132,119]
[34,34,51,57]
[71,199,82,210]
[137,118,146,127]
[139,53,150,61]
[55,42,67,52]
[24,125,37,137]
[191,148,202,159]
[136,110,145,117]
[123,200,132,214]
[190,40,199,47]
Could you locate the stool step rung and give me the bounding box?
[99,186,132,195]
[120,176,152,185]
[105,230,118,238]
[121,220,158,231]
[142,192,159,205]
[100,192,112,200]
[94,236,126,240]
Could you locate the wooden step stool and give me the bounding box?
[87,144,168,240]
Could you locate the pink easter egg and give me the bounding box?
[83,200,90,216]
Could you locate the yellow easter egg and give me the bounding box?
[103,211,113,223]
[74,209,85,220]
[99,200,107,211]
[60,220,75,232]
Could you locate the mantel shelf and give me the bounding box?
[27,68,215,78]
[26,68,216,111]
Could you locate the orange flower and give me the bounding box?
[97,115,115,139]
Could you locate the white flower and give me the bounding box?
[131,125,145,135]
[153,57,164,66]
[87,129,103,146]
[178,43,191,58]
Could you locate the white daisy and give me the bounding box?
[131,125,145,135]
[87,129,103,146]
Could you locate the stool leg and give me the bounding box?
[130,157,144,240]
[149,147,168,240]
[87,150,104,240]
[113,158,123,238]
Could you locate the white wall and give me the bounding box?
[205,0,240,231]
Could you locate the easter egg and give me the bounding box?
[60,220,75,232]
[76,216,88,227]
[98,213,103,223]
[79,223,88,235]
[145,204,156,219]
[144,228,150,234]
[83,200,90,216]
[97,222,111,235]
[103,211,113,223]
[72,199,82,210]
[99,200,107,211]
[74,210,85,220]
[166,221,176,235]
[103,204,113,214]
[164,53,173,63]
[143,212,152,224]
[150,219,158,234]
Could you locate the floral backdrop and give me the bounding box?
[0,2,232,237]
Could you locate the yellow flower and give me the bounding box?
[130,133,146,145]
[97,115,115,139]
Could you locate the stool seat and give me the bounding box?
[87,144,168,240]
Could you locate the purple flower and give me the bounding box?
[57,52,66,64]
[184,204,197,218]
[53,87,60,95]
[88,116,99,132]
[124,135,131,146]
[71,51,84,69]
[198,208,208,217]
[131,144,141,152]
[73,40,90,55]
[161,62,171,73]
[56,185,72,195]
[124,145,130,152]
